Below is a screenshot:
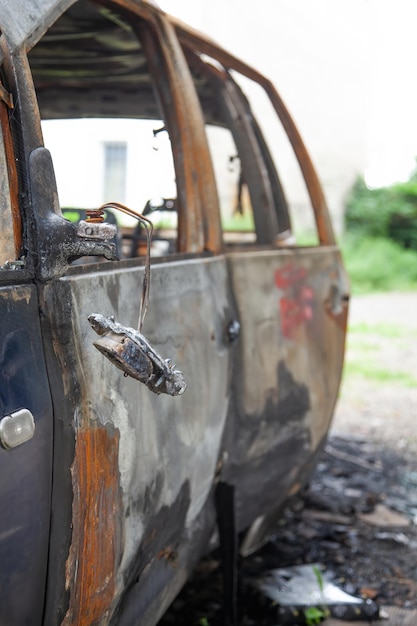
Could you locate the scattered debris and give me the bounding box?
[159,436,417,624]
[358,504,410,528]
[374,531,410,545]
[256,563,380,624]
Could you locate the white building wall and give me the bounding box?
[42,118,176,225]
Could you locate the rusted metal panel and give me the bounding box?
[137,10,222,254]
[63,424,122,626]
[40,255,234,623]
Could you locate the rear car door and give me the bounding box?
[178,31,349,550]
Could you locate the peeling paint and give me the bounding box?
[275,264,314,339]
[62,424,122,626]
[0,285,31,304]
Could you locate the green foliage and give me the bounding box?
[339,169,417,293]
[340,234,417,293]
[304,606,327,625]
[302,566,330,625]
[221,211,255,232]
[344,175,417,249]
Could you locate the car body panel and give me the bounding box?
[0,285,53,625]
[0,1,349,624]
[223,246,347,540]
[40,256,234,624]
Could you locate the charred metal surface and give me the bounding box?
[88,313,188,395]
[113,480,191,626]
[38,278,124,626]
[240,433,329,557]
[218,247,348,546]
[29,148,118,281]
[39,254,233,625]
[135,11,222,254]
[222,360,312,533]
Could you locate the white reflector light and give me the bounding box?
[0,409,35,449]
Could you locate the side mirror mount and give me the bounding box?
[29,147,118,281]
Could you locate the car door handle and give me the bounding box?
[0,409,35,449]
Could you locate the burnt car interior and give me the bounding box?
[27,0,312,264]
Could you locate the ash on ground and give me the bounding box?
[159,435,417,625]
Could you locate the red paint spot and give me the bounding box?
[275,264,314,339]
[274,265,306,289]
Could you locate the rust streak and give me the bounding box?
[0,81,22,257]
[62,425,121,626]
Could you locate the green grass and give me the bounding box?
[340,234,417,294]
[343,360,417,387]
[221,211,255,232]
[348,322,417,339]
[344,318,417,387]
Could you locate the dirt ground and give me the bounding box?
[159,292,417,626]
[332,291,417,453]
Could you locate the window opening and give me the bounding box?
[184,50,291,248]
[205,125,255,245]
[103,141,127,203]
[28,0,179,262]
[231,71,319,246]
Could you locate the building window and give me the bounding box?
[103,141,127,203]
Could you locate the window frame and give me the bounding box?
[175,19,336,247]
[184,49,294,247]
[2,0,225,282]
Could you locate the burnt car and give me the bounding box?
[0,1,349,624]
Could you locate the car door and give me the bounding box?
[2,1,236,625]
[0,72,54,625]
[178,31,349,551]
